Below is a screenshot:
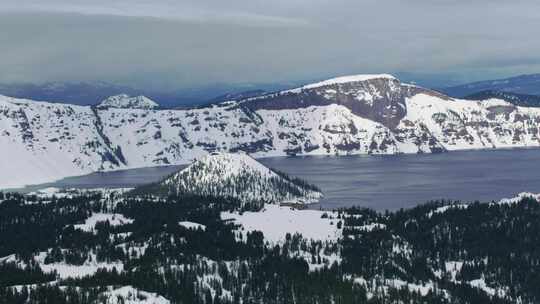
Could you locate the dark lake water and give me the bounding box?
[14,149,540,211]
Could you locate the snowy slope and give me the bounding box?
[99,286,171,304]
[298,74,396,90]
[0,95,122,188]
[400,94,540,150]
[156,152,322,205]
[3,74,540,188]
[221,204,341,244]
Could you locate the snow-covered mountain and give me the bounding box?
[149,152,322,205]
[97,94,159,110]
[0,81,144,106]
[3,73,540,188]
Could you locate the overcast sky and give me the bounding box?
[2,0,540,90]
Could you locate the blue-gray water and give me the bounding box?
[13,149,540,211]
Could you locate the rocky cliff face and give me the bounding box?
[2,74,540,188]
[242,75,449,130]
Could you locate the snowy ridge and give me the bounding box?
[300,74,397,90]
[424,191,540,218]
[498,192,540,204]
[175,152,276,181]
[97,94,159,109]
[282,73,398,96]
[158,152,322,205]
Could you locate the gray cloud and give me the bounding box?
[1,0,540,90]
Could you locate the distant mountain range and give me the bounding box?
[441,73,540,97]
[0,82,147,106]
[207,89,268,103]
[4,73,540,109]
[465,90,540,107]
[0,82,293,109]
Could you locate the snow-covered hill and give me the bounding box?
[152,152,322,205]
[3,74,540,188]
[97,94,159,110]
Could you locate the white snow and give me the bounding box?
[300,74,397,90]
[479,98,514,107]
[99,286,170,304]
[28,187,71,198]
[468,278,506,298]
[427,204,469,218]
[357,223,386,231]
[40,260,124,280]
[117,243,148,258]
[221,204,342,244]
[0,254,16,263]
[498,192,540,204]
[74,213,134,232]
[32,187,62,195]
[386,279,435,297]
[28,187,134,198]
[178,221,206,231]
[0,95,124,189]
[349,275,449,300]
[402,93,540,152]
[433,260,508,298]
[444,261,464,281]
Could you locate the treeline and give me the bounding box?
[1,191,540,303]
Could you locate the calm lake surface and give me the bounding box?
[16,149,540,211]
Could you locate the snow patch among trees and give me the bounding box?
[99,286,171,304]
[74,213,134,232]
[221,204,342,244]
[178,221,206,231]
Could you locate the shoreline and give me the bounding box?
[3,145,540,195]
